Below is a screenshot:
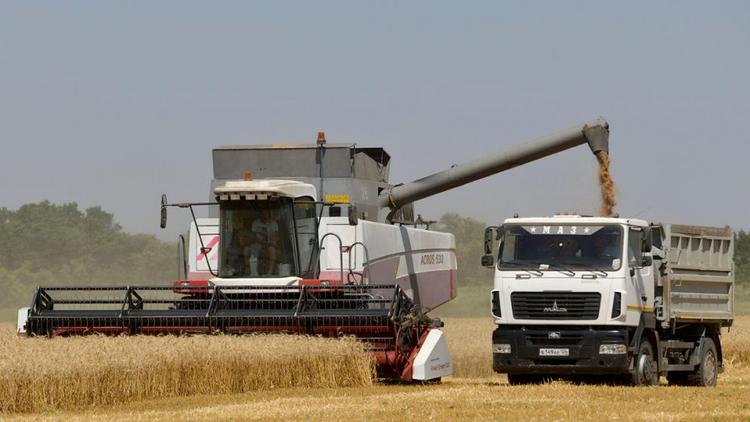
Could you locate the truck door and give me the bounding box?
[628,227,655,310]
[649,225,666,286]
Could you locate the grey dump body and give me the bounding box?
[657,224,734,326]
[211,118,610,222]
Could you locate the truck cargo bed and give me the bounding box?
[658,224,734,326]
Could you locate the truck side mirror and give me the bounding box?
[641,255,653,267]
[484,227,495,255]
[160,194,168,229]
[481,254,495,267]
[642,227,652,253]
[347,205,359,226]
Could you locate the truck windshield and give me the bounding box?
[498,224,623,271]
[219,198,301,278]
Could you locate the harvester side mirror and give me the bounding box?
[348,205,359,226]
[160,194,168,229]
[483,227,495,255]
[481,254,495,268]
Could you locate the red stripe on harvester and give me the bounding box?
[196,236,220,260]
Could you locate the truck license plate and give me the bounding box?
[539,348,569,357]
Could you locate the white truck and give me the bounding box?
[482,215,735,386]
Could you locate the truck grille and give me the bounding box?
[526,333,584,346]
[511,292,601,320]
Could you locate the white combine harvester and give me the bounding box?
[19,120,609,382]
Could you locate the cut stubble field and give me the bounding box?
[3,316,750,421]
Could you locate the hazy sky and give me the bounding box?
[1,1,749,240]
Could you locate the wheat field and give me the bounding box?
[0,328,374,413]
[2,316,749,420]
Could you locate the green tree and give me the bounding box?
[735,230,749,284]
[436,213,491,285]
[0,202,175,318]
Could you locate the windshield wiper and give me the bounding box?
[575,264,607,277]
[546,263,576,277]
[565,262,608,278]
[499,261,543,277]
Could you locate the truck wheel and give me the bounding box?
[686,338,718,387]
[507,374,543,385]
[632,341,658,386]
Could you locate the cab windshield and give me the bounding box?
[219,198,317,278]
[498,224,623,271]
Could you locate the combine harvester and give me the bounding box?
[18,119,610,382]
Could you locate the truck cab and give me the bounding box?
[483,215,734,386]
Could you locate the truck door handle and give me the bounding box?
[641,295,647,302]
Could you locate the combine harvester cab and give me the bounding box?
[20,121,610,382]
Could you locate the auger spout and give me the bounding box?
[378,118,609,217]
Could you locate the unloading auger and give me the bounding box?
[19,119,609,382]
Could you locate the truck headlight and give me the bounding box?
[493,344,511,354]
[599,344,627,355]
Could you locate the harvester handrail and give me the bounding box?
[319,232,345,283]
[347,241,371,284]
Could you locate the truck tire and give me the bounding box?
[632,341,658,386]
[685,338,718,387]
[507,374,544,385]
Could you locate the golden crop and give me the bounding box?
[0,328,374,413]
[1,316,748,419]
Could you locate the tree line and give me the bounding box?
[0,202,174,315]
[0,202,747,318]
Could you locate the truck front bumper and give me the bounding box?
[492,326,631,375]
